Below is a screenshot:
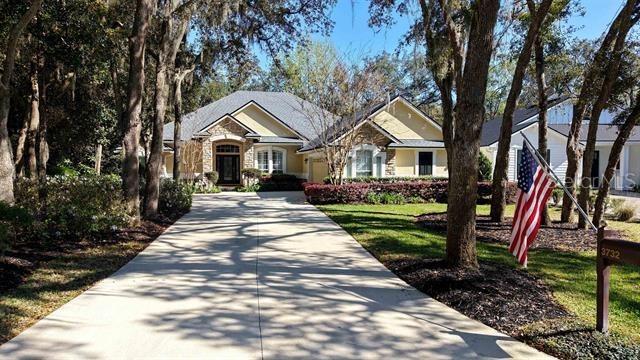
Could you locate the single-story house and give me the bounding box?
[162,91,640,190]
[162,90,447,184]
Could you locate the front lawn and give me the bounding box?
[318,203,640,353]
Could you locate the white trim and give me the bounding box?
[345,144,386,178]
[254,145,287,174]
[208,133,246,143]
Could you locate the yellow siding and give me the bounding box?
[435,149,448,177]
[284,146,304,175]
[373,101,441,140]
[233,103,298,137]
[302,154,309,179]
[311,159,328,183]
[395,149,415,176]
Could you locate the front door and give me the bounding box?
[216,155,240,184]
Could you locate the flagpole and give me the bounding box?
[519,131,598,231]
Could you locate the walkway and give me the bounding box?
[0,192,551,359]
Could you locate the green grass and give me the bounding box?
[0,236,156,344]
[318,203,640,344]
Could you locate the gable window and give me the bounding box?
[257,151,269,173]
[356,150,373,177]
[272,150,284,174]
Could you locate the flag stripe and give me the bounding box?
[509,143,556,266]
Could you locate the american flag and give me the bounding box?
[509,142,556,266]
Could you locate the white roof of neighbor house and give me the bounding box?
[163,91,332,142]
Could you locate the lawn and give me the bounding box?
[0,221,168,344]
[318,203,640,345]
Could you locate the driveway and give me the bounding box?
[0,192,551,359]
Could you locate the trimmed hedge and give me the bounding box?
[304,181,518,205]
[256,173,304,191]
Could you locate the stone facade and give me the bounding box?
[385,149,396,176]
[202,140,213,173]
[206,118,247,138]
[244,141,254,169]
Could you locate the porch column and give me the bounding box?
[620,145,630,190]
[267,145,273,174]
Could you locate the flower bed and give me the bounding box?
[304,180,517,205]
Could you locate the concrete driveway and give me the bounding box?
[0,192,551,359]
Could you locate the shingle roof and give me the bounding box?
[388,140,446,148]
[480,95,571,146]
[163,91,332,142]
[549,124,640,143]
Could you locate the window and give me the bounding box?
[375,156,382,177]
[272,150,283,174]
[516,149,523,178]
[257,151,268,173]
[356,150,373,177]
[346,158,352,178]
[216,144,240,153]
[418,152,433,176]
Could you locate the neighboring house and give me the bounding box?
[480,95,640,190]
[162,91,447,184]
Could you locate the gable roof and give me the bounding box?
[481,95,571,146]
[298,95,441,152]
[163,91,330,142]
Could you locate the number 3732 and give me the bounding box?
[601,247,621,260]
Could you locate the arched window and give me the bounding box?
[254,146,287,174]
[216,144,240,153]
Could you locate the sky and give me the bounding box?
[257,0,624,67]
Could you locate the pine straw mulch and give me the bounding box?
[0,218,173,294]
[386,258,569,337]
[416,212,604,252]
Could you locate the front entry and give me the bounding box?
[216,155,240,184]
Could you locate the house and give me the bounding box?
[163,91,640,190]
[162,91,448,184]
[480,95,640,190]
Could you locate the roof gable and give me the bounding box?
[231,101,305,139]
[372,97,442,140]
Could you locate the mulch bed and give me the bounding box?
[385,258,569,336]
[0,218,174,294]
[416,212,602,252]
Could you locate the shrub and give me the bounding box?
[257,173,303,191]
[366,192,382,204]
[15,174,129,239]
[305,180,518,205]
[187,180,221,194]
[324,175,448,184]
[380,192,406,204]
[241,168,262,179]
[0,202,32,254]
[613,201,636,222]
[159,179,194,218]
[205,171,219,184]
[551,188,564,206]
[478,152,493,181]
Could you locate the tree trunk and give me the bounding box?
[122,0,153,221]
[535,36,551,226]
[490,0,553,222]
[561,0,636,222]
[445,0,500,268]
[37,74,48,180]
[593,99,640,226]
[577,10,637,229]
[26,55,40,180]
[144,7,191,218]
[95,144,102,175]
[172,67,193,180]
[14,111,29,177]
[0,0,43,203]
